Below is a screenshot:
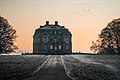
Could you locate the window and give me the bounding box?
[59,31,61,34]
[50,31,52,34]
[55,46,57,50]
[42,36,48,43]
[54,31,56,34]
[50,45,53,49]
[59,45,61,49]
[55,39,57,43]
[66,45,69,49]
[44,45,47,49]
[58,38,61,42]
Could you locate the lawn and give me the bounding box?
[62,55,120,80]
[0,55,48,80]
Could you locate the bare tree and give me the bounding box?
[0,16,18,54]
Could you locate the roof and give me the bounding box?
[39,25,65,29]
[38,21,66,30]
[33,21,72,36]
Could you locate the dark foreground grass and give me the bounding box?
[0,55,48,80]
[62,55,120,80]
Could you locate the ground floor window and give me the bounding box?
[44,45,47,49]
[50,45,53,49]
[59,45,61,49]
[55,46,57,50]
[66,45,69,50]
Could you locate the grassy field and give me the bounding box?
[62,55,120,80]
[0,55,48,80]
[0,54,120,80]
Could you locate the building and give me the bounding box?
[33,21,72,54]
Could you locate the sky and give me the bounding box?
[0,0,120,53]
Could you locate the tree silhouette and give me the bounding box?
[91,18,120,55]
[0,16,18,54]
[90,39,101,54]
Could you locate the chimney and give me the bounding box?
[46,21,49,25]
[55,21,58,25]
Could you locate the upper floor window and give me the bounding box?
[66,45,69,50]
[44,45,47,49]
[54,39,57,43]
[59,31,61,34]
[54,31,56,34]
[42,36,48,43]
[50,31,52,34]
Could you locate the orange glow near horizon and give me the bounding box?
[0,0,120,53]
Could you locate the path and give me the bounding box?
[23,55,71,80]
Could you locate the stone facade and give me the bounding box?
[33,21,72,54]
